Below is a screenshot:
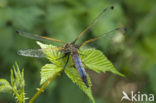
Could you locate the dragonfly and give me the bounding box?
[17,6,126,88]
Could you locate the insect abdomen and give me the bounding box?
[71,51,89,87]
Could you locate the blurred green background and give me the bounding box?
[0,0,156,103]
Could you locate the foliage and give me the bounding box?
[0,41,124,103]
[40,64,63,85]
[0,0,156,103]
[37,41,124,103]
[80,49,124,76]
[0,62,26,103]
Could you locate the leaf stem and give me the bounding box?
[28,71,61,103]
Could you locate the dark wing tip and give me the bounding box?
[16,30,25,34]
[16,30,20,34]
[116,27,127,33]
[110,6,114,10]
[17,50,22,55]
[16,30,23,34]
[123,27,128,32]
[120,27,127,33]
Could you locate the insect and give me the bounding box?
[17,6,126,88]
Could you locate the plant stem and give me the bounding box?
[28,71,61,103]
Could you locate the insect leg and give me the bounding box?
[55,54,67,60]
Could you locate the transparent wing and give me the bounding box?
[79,28,126,47]
[16,30,66,43]
[18,47,65,58]
[18,49,45,58]
[73,6,114,43]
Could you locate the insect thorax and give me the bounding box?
[63,43,79,54]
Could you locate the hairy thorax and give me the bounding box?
[62,43,79,54]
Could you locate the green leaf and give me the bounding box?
[11,62,25,89]
[80,49,124,77]
[65,67,95,103]
[10,62,26,103]
[37,42,123,102]
[40,64,63,84]
[37,41,64,66]
[10,69,15,86]
[0,85,12,93]
[0,79,10,86]
[0,79,12,93]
